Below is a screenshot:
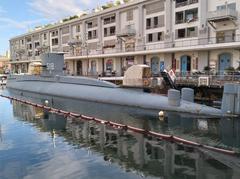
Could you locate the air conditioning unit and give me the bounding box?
[198,76,209,86]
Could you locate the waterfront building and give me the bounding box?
[0,51,10,74]
[9,0,240,76]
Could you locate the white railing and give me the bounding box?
[117,28,136,37]
[176,0,198,8]
[208,9,238,20]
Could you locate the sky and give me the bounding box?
[0,0,111,56]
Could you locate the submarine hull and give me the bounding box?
[6,75,223,117]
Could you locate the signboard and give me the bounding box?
[47,63,55,71]
[198,77,209,86]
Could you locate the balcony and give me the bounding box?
[176,17,198,24]
[65,34,240,59]
[176,0,198,8]
[146,24,164,30]
[88,35,97,40]
[208,9,238,22]
[87,23,97,29]
[117,27,136,38]
[68,39,82,46]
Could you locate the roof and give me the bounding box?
[10,0,149,41]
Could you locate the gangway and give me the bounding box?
[160,71,177,89]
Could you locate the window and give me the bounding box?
[43,33,47,40]
[185,8,198,22]
[35,51,40,56]
[93,30,97,38]
[146,18,151,29]
[157,32,163,41]
[110,26,116,35]
[35,42,40,48]
[148,34,153,42]
[28,51,32,57]
[217,5,226,11]
[76,25,80,32]
[126,56,134,68]
[228,3,236,10]
[106,59,113,71]
[52,38,58,46]
[187,27,197,37]
[104,15,116,24]
[26,37,31,43]
[178,29,185,38]
[104,28,108,37]
[27,44,32,50]
[154,17,158,27]
[21,40,24,45]
[176,11,184,24]
[51,31,58,37]
[111,16,115,22]
[88,22,93,28]
[88,31,92,39]
[88,30,97,39]
[104,17,110,24]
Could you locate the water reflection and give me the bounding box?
[11,100,240,179]
[8,89,240,149]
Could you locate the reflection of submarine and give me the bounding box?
[6,53,239,117]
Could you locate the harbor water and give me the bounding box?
[0,88,240,179]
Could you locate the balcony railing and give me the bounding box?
[103,19,116,25]
[87,24,98,29]
[175,72,240,87]
[176,0,198,8]
[208,9,238,21]
[87,35,97,40]
[117,28,136,37]
[176,17,198,24]
[146,24,164,30]
[63,34,240,57]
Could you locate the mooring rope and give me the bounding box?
[0,94,238,157]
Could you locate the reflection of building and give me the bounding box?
[65,118,240,179]
[9,0,240,76]
[11,99,240,178]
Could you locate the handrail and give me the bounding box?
[208,9,238,19]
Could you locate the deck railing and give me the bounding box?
[175,72,240,87]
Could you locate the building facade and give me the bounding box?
[0,52,10,74]
[9,0,240,76]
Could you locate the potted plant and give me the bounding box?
[203,66,211,75]
[224,66,235,75]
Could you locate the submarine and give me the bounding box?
[6,53,240,117]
